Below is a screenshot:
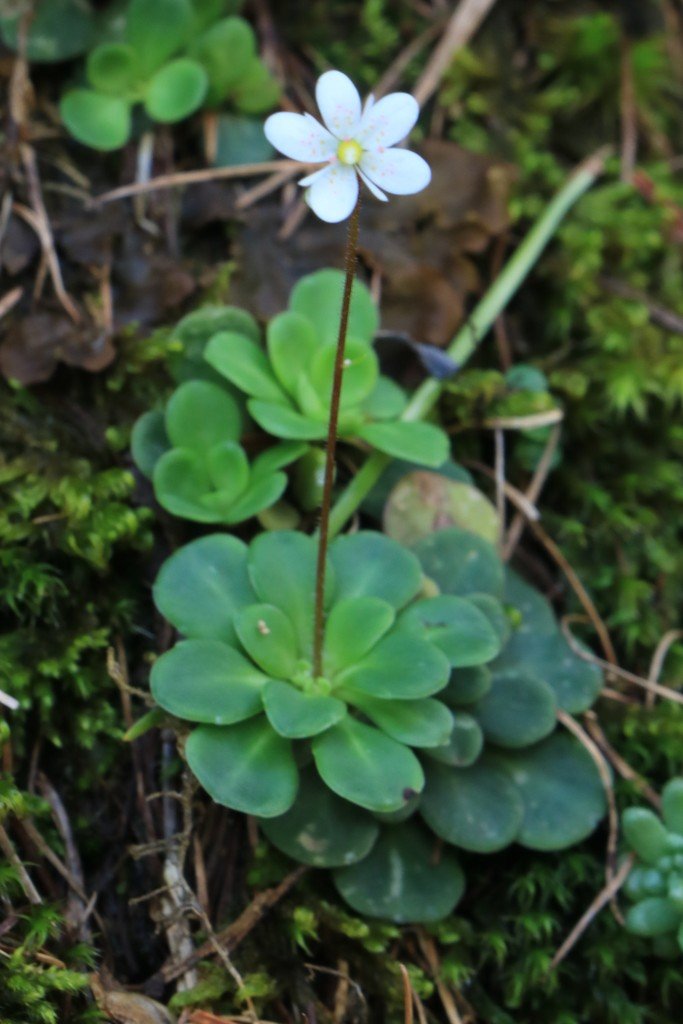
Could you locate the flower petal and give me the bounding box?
[264,111,336,162]
[358,167,388,202]
[357,92,419,148]
[360,148,431,196]
[298,164,334,187]
[316,70,361,139]
[305,165,359,223]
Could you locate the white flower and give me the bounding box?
[264,70,431,224]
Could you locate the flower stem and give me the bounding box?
[312,197,361,677]
[326,148,610,539]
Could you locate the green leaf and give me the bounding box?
[425,712,484,767]
[235,603,298,678]
[289,269,379,347]
[310,338,379,410]
[440,666,492,706]
[223,471,287,524]
[494,629,602,714]
[145,58,208,123]
[663,779,683,836]
[494,733,606,850]
[468,594,511,648]
[471,670,557,748]
[260,767,379,867]
[334,822,465,923]
[413,527,504,598]
[421,759,523,852]
[192,16,256,105]
[205,331,285,402]
[384,474,500,547]
[329,532,422,609]
[154,534,255,643]
[170,305,260,381]
[213,113,275,167]
[398,595,501,668]
[248,399,327,440]
[349,694,453,748]
[312,717,424,813]
[266,311,318,398]
[625,898,682,937]
[153,449,219,522]
[251,441,308,480]
[322,597,395,675]
[231,58,280,115]
[131,410,170,477]
[126,0,193,75]
[262,680,346,739]
[151,639,266,724]
[362,377,407,420]
[87,44,139,95]
[60,90,131,151]
[165,380,241,451]
[248,531,330,654]
[186,718,298,816]
[337,631,450,700]
[622,808,669,864]
[206,440,249,498]
[503,568,556,635]
[357,421,449,468]
[1,0,96,63]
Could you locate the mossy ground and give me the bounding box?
[1,1,682,1020]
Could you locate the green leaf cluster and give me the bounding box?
[59,0,279,150]
[204,269,449,467]
[132,380,306,524]
[151,518,605,922]
[622,780,683,957]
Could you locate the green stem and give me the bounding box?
[327,149,609,539]
[312,198,361,677]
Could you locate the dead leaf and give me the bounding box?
[383,471,500,546]
[90,973,176,1024]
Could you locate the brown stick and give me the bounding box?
[93,160,303,205]
[160,865,308,983]
[550,854,634,969]
[312,197,361,676]
[412,0,499,107]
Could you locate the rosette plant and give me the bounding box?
[203,269,449,467]
[131,379,306,524]
[136,67,609,924]
[621,779,683,957]
[150,529,503,818]
[60,0,278,150]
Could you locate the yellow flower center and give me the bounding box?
[337,139,363,166]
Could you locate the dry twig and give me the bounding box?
[550,854,634,969]
[93,161,302,205]
[413,0,498,106]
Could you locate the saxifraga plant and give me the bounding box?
[57,0,279,150]
[136,69,608,923]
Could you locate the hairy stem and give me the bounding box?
[327,148,610,539]
[312,198,361,676]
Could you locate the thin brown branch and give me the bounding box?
[160,865,308,983]
[503,423,562,560]
[413,0,498,107]
[527,520,619,668]
[583,712,662,810]
[550,854,634,969]
[0,824,41,904]
[0,287,23,323]
[93,160,303,205]
[562,615,683,707]
[645,629,683,709]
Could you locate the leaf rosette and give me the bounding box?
[131,379,306,524]
[622,779,683,958]
[150,529,502,819]
[203,269,450,467]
